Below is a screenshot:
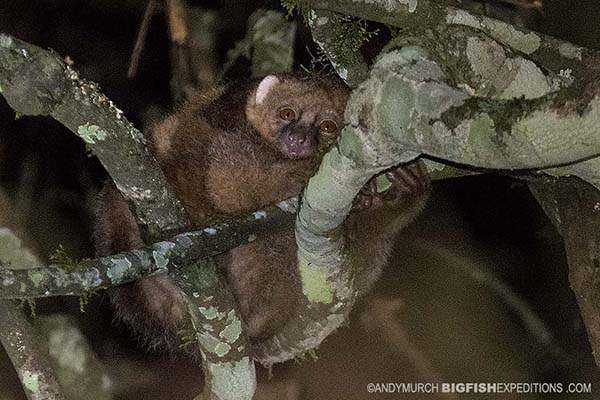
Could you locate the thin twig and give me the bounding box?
[415,240,568,362]
[127,0,157,79]
[361,297,458,400]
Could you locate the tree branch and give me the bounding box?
[0,300,66,400]
[35,315,113,400]
[223,10,297,79]
[308,9,369,87]
[529,177,600,367]
[252,5,600,364]
[0,33,189,241]
[0,201,296,299]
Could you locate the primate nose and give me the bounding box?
[288,133,306,144]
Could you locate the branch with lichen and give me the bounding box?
[223,9,296,79]
[0,198,294,400]
[319,22,600,183]
[529,177,600,367]
[0,30,299,399]
[0,230,66,400]
[302,0,593,97]
[254,2,600,364]
[171,259,256,400]
[0,201,296,299]
[0,33,189,241]
[308,9,369,87]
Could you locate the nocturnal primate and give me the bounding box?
[93,74,430,351]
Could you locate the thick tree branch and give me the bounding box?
[253,7,600,363]
[299,0,600,176]
[0,33,189,241]
[324,26,600,186]
[307,0,592,96]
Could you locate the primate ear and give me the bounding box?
[255,75,280,105]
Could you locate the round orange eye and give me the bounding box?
[279,107,296,121]
[319,120,338,133]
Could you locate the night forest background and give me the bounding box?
[1,0,600,399]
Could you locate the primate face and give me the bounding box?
[246,75,350,159]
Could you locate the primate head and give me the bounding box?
[246,74,350,159]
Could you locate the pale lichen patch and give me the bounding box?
[276,198,298,213]
[152,241,175,270]
[197,331,225,354]
[500,58,556,99]
[299,258,333,304]
[47,325,87,374]
[214,342,231,357]
[0,34,14,48]
[559,42,583,60]
[220,311,242,343]
[21,371,40,394]
[199,306,220,320]
[253,211,267,219]
[207,357,256,400]
[106,258,131,282]
[28,270,45,288]
[375,174,392,193]
[447,9,541,55]
[203,227,218,235]
[77,123,108,144]
[115,183,154,202]
[1,270,15,286]
[308,10,329,27]
[78,268,102,290]
[465,37,554,99]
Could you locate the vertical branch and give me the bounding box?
[529,177,600,367]
[165,0,198,100]
[222,10,296,79]
[186,7,219,90]
[248,10,297,78]
[308,9,369,88]
[171,259,256,400]
[0,224,64,400]
[127,0,158,79]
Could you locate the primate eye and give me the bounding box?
[279,107,296,121]
[319,119,338,133]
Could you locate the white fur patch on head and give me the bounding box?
[255,75,280,105]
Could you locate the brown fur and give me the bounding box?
[93,74,429,351]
